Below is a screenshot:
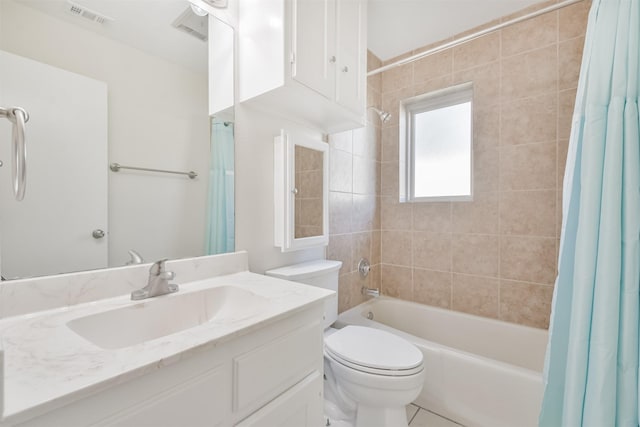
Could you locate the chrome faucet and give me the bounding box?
[125,249,144,265]
[131,259,178,300]
[361,286,380,298]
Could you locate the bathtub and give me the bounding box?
[335,297,548,427]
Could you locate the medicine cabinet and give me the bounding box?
[274,130,329,252]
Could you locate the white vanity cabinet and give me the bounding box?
[8,304,325,427]
[238,0,367,133]
[236,372,323,427]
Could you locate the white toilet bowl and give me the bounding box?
[264,261,424,427]
[323,326,424,427]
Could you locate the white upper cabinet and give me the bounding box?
[239,0,367,133]
[335,0,365,112]
[209,15,235,116]
[291,0,336,100]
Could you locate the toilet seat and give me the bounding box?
[324,326,423,377]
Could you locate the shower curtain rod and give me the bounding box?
[367,0,585,77]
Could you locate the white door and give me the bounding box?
[0,50,108,279]
[291,0,336,100]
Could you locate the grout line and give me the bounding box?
[500,139,560,148]
[500,87,561,105]
[378,229,558,239]
[380,262,556,287]
[555,7,561,269]
[424,409,465,426]
[497,26,503,321]
[409,404,463,426]
[500,39,559,60]
[382,187,560,200]
[408,407,419,425]
[449,201,454,309]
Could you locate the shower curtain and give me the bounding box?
[539,0,640,425]
[205,120,235,255]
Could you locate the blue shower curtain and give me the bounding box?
[539,0,640,425]
[205,120,235,255]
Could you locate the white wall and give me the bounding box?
[235,103,325,273]
[0,0,210,268]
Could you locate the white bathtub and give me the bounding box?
[335,297,548,427]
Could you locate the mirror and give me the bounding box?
[0,0,234,279]
[274,130,328,253]
[294,145,324,239]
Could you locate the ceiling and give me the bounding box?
[16,0,208,73]
[18,0,548,73]
[368,0,545,62]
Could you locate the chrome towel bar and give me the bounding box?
[0,106,29,201]
[109,163,197,179]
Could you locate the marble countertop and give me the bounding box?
[0,271,333,424]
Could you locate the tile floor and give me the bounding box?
[406,404,463,427]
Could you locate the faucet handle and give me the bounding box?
[162,271,176,280]
[149,258,169,276]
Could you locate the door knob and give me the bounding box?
[92,229,106,239]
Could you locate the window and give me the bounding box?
[399,82,473,202]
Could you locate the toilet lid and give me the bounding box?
[325,326,423,375]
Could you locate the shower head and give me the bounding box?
[368,107,391,123]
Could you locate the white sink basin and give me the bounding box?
[67,286,270,349]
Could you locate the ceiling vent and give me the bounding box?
[66,1,114,24]
[172,7,208,42]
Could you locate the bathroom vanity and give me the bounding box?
[0,252,331,426]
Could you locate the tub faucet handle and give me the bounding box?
[358,258,370,278]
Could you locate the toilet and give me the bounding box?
[265,260,424,427]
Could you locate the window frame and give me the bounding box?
[399,82,474,203]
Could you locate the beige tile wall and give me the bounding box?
[374,0,591,329]
[329,51,382,313]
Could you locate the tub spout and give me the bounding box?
[361,286,379,297]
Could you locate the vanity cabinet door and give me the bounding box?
[13,359,232,427]
[100,366,229,427]
[235,371,323,427]
[232,321,322,416]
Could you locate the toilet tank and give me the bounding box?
[265,260,341,328]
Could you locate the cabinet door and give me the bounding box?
[291,0,336,99]
[94,366,230,427]
[335,0,366,114]
[209,15,234,115]
[235,372,323,427]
